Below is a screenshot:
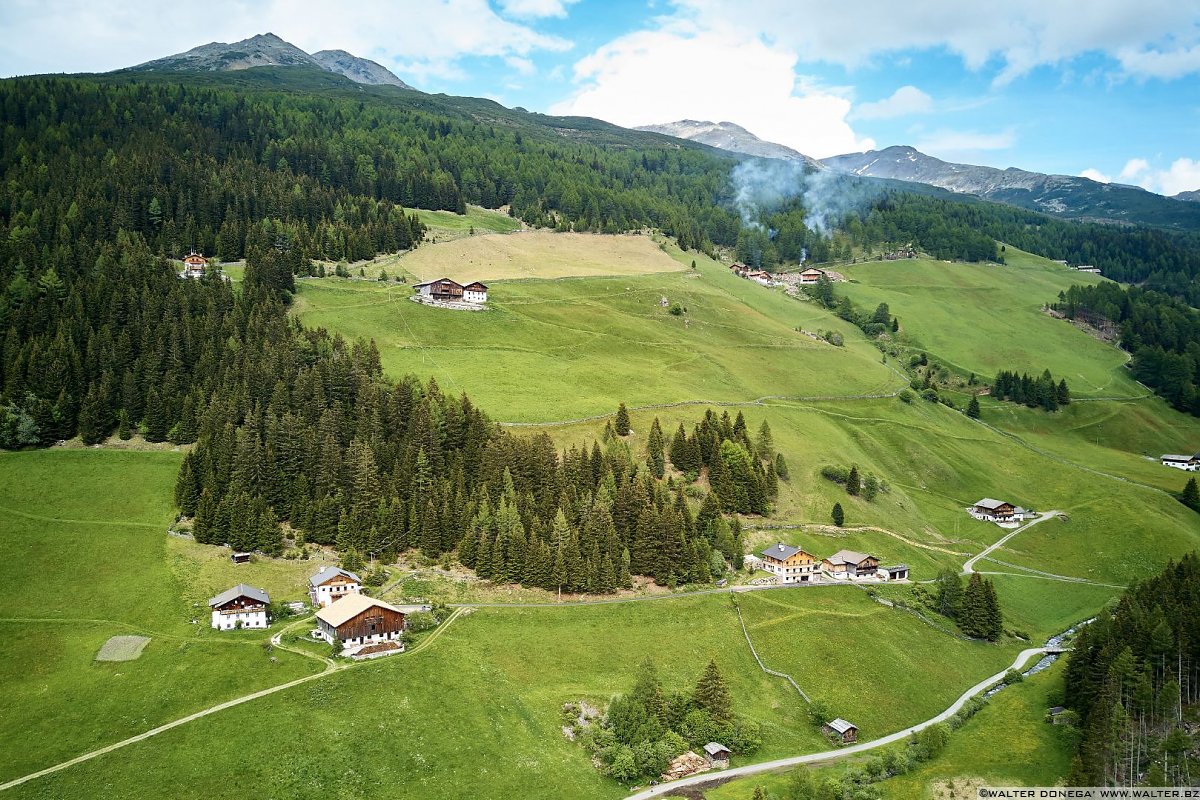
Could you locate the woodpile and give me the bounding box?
[660,751,711,781]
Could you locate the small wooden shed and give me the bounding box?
[703,742,731,766]
[824,718,858,744]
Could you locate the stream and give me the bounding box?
[983,617,1095,697]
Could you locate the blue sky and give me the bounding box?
[2,0,1199,195]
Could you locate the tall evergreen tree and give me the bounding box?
[831,502,844,527]
[615,403,631,436]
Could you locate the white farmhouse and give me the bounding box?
[463,281,488,303]
[308,566,363,608]
[1161,453,1199,471]
[208,584,270,630]
[759,542,821,584]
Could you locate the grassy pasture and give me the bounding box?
[415,204,523,238]
[9,588,1049,800]
[838,249,1139,399]
[293,248,901,422]
[398,230,686,282]
[0,451,320,784]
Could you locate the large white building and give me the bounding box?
[208,584,270,630]
[759,542,821,584]
[308,566,363,608]
[1161,454,1199,471]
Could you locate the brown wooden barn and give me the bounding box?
[315,593,408,650]
[823,718,858,744]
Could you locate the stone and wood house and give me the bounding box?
[208,584,269,630]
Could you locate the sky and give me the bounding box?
[2,0,1199,196]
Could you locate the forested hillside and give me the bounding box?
[1054,283,1200,415]
[1064,553,1200,785]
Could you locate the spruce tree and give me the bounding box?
[614,403,631,436]
[647,417,665,478]
[755,420,773,455]
[1057,379,1071,406]
[1180,477,1199,511]
[774,452,789,480]
[967,394,981,419]
[692,659,734,723]
[846,465,860,496]
[831,502,844,527]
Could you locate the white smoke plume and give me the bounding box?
[731,158,884,236]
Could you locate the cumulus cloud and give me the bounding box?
[0,0,572,82]
[1079,168,1111,183]
[852,85,933,120]
[671,0,1200,82]
[550,28,874,158]
[1113,157,1200,195]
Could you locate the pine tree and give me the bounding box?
[755,420,773,455]
[831,502,844,526]
[846,466,860,496]
[1057,379,1071,406]
[967,394,981,419]
[692,659,734,723]
[117,408,132,440]
[615,403,631,436]
[774,452,789,480]
[1182,477,1200,511]
[647,417,665,478]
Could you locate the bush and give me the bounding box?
[920,388,940,403]
[669,304,683,316]
[820,465,850,484]
[1003,668,1024,684]
[898,389,915,404]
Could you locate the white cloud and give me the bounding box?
[550,28,874,158]
[852,85,933,120]
[497,0,579,19]
[505,55,536,76]
[671,0,1200,82]
[913,128,1016,161]
[0,0,572,83]
[1082,157,1200,195]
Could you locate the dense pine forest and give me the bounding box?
[1063,553,1200,786]
[1054,283,1200,416]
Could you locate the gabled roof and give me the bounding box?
[463,281,488,290]
[973,498,1011,510]
[413,277,463,289]
[800,267,826,275]
[703,742,730,755]
[826,718,856,733]
[1161,454,1198,461]
[309,566,362,587]
[208,583,269,608]
[761,543,801,561]
[315,593,404,628]
[825,549,872,566]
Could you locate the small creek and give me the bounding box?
[983,617,1095,698]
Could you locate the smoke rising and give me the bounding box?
[731,158,883,236]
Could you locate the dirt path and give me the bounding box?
[624,647,1053,800]
[962,511,1061,575]
[0,609,466,794]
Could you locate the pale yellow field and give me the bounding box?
[396,230,687,282]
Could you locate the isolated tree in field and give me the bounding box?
[967,394,981,419]
[846,465,860,496]
[831,502,844,526]
[692,659,733,723]
[615,403,631,436]
[774,452,789,481]
[1181,477,1200,511]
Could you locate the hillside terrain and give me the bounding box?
[0,54,1198,800]
[636,120,823,168]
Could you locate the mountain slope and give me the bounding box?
[131,32,413,90]
[636,120,822,169]
[311,50,411,88]
[1176,189,1200,202]
[822,145,1200,231]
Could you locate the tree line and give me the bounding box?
[1064,553,1200,785]
[1054,283,1200,416]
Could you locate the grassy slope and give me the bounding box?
[10,589,1040,800]
[293,242,901,422]
[704,660,1075,800]
[0,451,320,783]
[838,249,1135,398]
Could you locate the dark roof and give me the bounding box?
[208,583,269,607]
[413,277,462,289]
[463,281,488,290]
[885,564,909,571]
[974,498,1011,510]
[761,543,801,561]
[309,566,362,587]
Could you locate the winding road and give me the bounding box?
[624,647,1057,800]
[962,510,1061,575]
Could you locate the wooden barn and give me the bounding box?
[822,549,879,578]
[823,718,858,744]
[315,593,409,651]
[969,498,1015,522]
[414,278,465,301]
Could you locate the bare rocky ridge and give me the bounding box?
[1176,189,1200,202]
[636,120,823,169]
[132,32,411,89]
[311,50,411,88]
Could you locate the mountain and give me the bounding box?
[1176,190,1200,202]
[310,50,410,88]
[822,145,1200,231]
[131,32,412,89]
[636,120,823,169]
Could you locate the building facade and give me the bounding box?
[822,550,880,579]
[1161,454,1200,471]
[759,542,821,584]
[208,584,269,630]
[315,593,408,651]
[462,281,488,303]
[308,567,362,608]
